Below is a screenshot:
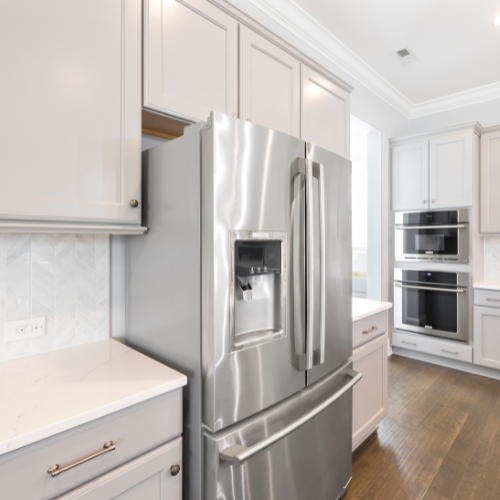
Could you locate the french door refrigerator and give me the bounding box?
[126,112,359,500]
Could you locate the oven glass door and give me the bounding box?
[402,286,458,334]
[403,227,458,257]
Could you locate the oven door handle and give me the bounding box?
[395,283,466,293]
[395,225,467,230]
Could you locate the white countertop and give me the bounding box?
[473,280,500,291]
[352,297,392,322]
[0,339,187,457]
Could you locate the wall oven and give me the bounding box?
[395,209,469,263]
[394,269,469,342]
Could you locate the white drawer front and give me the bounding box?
[0,390,182,500]
[392,331,472,363]
[474,289,500,308]
[353,311,388,349]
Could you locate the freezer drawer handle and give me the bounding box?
[395,283,465,293]
[395,225,466,230]
[219,369,362,465]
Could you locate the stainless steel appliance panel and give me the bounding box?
[305,143,352,385]
[393,269,469,342]
[201,113,306,432]
[395,209,469,263]
[204,361,357,500]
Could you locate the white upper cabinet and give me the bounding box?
[144,0,238,122]
[301,65,350,158]
[429,132,473,209]
[481,128,500,233]
[392,141,429,211]
[239,26,300,137]
[0,0,142,229]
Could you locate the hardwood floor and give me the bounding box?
[345,354,500,500]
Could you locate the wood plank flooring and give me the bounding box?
[344,354,500,500]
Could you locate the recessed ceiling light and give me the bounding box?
[494,14,500,26]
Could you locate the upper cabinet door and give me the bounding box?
[392,141,429,211]
[144,0,238,122]
[429,132,473,209]
[301,65,350,158]
[481,130,500,233]
[239,26,300,137]
[0,0,142,225]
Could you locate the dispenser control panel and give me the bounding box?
[235,240,281,276]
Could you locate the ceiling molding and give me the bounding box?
[389,121,483,145]
[239,0,500,120]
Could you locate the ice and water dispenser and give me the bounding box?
[230,231,286,351]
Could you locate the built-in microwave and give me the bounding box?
[395,209,469,263]
[394,269,469,342]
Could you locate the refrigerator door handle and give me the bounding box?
[295,158,326,369]
[219,369,362,464]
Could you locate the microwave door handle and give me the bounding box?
[395,283,466,293]
[395,225,467,230]
[219,369,362,464]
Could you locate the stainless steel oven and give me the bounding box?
[394,269,469,342]
[395,209,469,263]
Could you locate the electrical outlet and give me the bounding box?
[5,317,46,343]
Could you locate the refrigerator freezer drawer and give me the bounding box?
[204,361,358,500]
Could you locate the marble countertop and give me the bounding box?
[473,280,500,291]
[0,339,187,456]
[353,297,392,322]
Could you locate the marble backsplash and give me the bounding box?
[485,238,500,280]
[0,234,110,361]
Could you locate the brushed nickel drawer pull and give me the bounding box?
[402,340,417,346]
[442,349,459,355]
[486,298,500,302]
[362,326,378,335]
[47,441,115,478]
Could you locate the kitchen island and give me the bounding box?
[352,297,392,450]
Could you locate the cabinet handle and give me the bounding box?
[246,118,252,122]
[232,113,237,117]
[442,349,459,355]
[130,199,139,208]
[402,340,417,346]
[423,200,427,204]
[486,298,500,302]
[170,464,181,476]
[47,441,115,478]
[362,326,378,335]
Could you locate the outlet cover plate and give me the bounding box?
[5,317,46,343]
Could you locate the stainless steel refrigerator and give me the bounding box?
[126,112,359,500]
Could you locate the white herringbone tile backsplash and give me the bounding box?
[485,238,500,280]
[0,234,110,361]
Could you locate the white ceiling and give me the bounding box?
[292,0,500,104]
[244,0,500,117]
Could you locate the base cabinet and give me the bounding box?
[56,439,182,500]
[474,305,500,369]
[352,333,388,451]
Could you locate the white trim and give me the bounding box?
[230,0,500,119]
[0,222,147,235]
[389,121,484,145]
[393,346,500,381]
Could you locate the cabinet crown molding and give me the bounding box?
[389,121,484,145]
[482,124,500,134]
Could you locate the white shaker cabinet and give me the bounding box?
[239,26,300,137]
[474,288,500,369]
[301,65,350,158]
[429,132,473,209]
[352,333,388,451]
[391,141,429,211]
[480,128,500,233]
[143,0,238,122]
[0,0,143,228]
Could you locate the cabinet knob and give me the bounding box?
[423,200,427,204]
[232,113,237,117]
[170,464,181,476]
[246,118,252,122]
[432,199,436,203]
[130,199,139,208]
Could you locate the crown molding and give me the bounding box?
[389,121,483,145]
[234,0,500,120]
